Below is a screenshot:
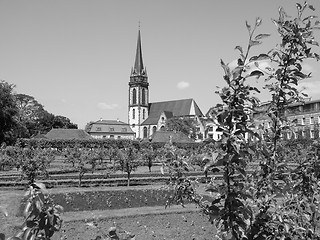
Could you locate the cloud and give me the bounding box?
[177,81,190,90]
[97,102,119,110]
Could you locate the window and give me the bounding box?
[311,130,315,138]
[301,118,305,125]
[103,135,106,138]
[132,109,135,119]
[132,89,137,104]
[311,117,314,124]
[142,88,146,105]
[143,109,145,119]
[117,136,121,139]
[143,127,148,138]
[152,126,157,134]
[208,134,213,139]
[132,124,135,128]
[110,135,114,139]
[287,132,292,139]
[208,126,213,131]
[121,128,127,132]
[109,127,114,131]
[96,127,101,131]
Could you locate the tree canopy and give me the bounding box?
[0,80,18,145]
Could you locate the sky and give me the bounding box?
[1,0,320,129]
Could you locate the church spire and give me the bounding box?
[132,29,147,77]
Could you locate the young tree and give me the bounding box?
[166,2,320,239]
[118,146,140,186]
[140,144,157,172]
[20,148,55,184]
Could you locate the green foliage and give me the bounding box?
[0,80,19,145]
[0,144,20,171]
[117,146,141,186]
[20,148,56,184]
[1,182,63,240]
[165,117,198,140]
[164,2,320,240]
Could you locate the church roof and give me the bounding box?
[45,129,92,140]
[142,98,203,125]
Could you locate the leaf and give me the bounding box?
[256,17,262,26]
[296,3,302,12]
[249,70,264,78]
[249,40,261,47]
[246,21,251,32]
[235,46,243,55]
[249,54,269,62]
[254,34,271,40]
[309,5,315,11]
[220,59,231,83]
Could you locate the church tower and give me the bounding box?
[128,30,149,139]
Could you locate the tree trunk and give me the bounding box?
[127,172,130,187]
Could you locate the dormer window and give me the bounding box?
[96,127,101,131]
[122,128,127,132]
[109,127,114,132]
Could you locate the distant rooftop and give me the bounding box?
[45,129,92,140]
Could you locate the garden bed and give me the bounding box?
[19,185,214,214]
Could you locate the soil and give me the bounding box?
[0,186,218,240]
[57,211,217,240]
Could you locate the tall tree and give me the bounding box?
[165,117,197,139]
[52,115,77,129]
[0,80,18,144]
[15,94,46,138]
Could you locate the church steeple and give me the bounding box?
[131,30,147,77]
[128,28,149,139]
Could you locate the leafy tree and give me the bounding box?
[20,148,55,184]
[140,144,157,172]
[0,80,18,145]
[52,115,77,129]
[165,117,197,140]
[15,94,47,138]
[118,146,140,186]
[165,2,320,239]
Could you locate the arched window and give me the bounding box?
[142,109,145,119]
[143,127,148,138]
[152,126,157,134]
[132,88,137,104]
[132,109,135,119]
[142,88,146,105]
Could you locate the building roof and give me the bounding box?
[142,98,203,125]
[150,131,195,143]
[45,129,92,140]
[86,119,135,134]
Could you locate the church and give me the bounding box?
[128,30,204,139]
